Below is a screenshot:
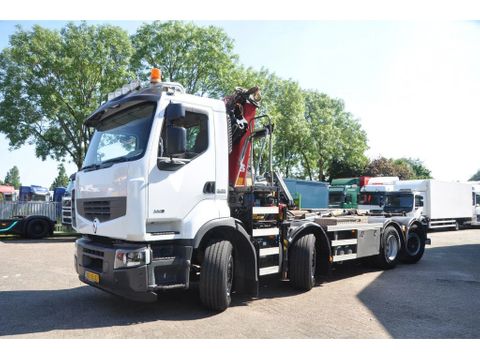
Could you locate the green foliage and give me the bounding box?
[0,21,372,182]
[0,22,134,169]
[50,163,69,190]
[4,165,21,188]
[469,169,480,181]
[366,157,432,180]
[303,90,369,181]
[131,21,238,98]
[399,158,432,179]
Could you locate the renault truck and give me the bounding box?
[73,69,427,311]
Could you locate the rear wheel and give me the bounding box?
[373,226,400,269]
[399,226,425,264]
[199,239,234,312]
[289,234,316,290]
[26,219,49,239]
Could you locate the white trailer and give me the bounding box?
[387,180,473,230]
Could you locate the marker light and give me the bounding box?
[150,68,162,83]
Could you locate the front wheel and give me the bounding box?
[199,239,234,312]
[373,226,400,269]
[289,234,316,290]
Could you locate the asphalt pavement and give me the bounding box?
[1,229,479,338]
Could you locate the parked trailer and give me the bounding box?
[0,201,57,238]
[73,71,427,311]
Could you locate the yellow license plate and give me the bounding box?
[85,271,100,284]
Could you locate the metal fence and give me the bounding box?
[0,201,60,221]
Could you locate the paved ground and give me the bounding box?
[1,229,479,339]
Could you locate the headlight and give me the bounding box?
[114,248,151,269]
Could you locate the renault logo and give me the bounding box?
[93,218,99,234]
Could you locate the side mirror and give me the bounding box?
[165,102,185,122]
[166,126,186,156]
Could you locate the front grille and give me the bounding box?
[84,200,111,222]
[77,197,126,222]
[83,248,104,258]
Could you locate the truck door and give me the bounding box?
[148,105,217,223]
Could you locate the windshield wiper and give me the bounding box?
[99,155,130,167]
[81,156,132,172]
[80,163,101,172]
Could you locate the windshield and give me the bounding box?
[329,191,345,207]
[64,179,75,197]
[82,102,156,170]
[384,193,414,212]
[359,192,385,206]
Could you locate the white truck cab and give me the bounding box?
[470,183,480,226]
[358,176,399,212]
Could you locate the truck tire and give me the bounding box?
[289,234,316,290]
[399,226,425,264]
[199,239,234,312]
[26,218,50,239]
[373,226,400,269]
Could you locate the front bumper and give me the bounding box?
[75,237,193,302]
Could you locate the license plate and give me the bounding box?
[85,271,100,284]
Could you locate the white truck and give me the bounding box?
[384,180,473,230]
[72,69,428,311]
[471,183,480,226]
[358,176,399,212]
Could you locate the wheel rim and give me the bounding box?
[407,233,421,256]
[385,234,399,261]
[226,254,234,298]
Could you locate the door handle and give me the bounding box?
[203,182,216,194]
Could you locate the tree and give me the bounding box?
[329,158,367,179]
[131,21,238,98]
[50,163,69,190]
[399,158,432,179]
[0,22,134,169]
[365,157,398,178]
[303,90,369,181]
[392,159,415,180]
[4,165,21,188]
[470,169,480,181]
[365,157,419,180]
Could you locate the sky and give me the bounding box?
[1,16,480,186]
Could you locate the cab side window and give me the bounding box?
[160,110,208,159]
[415,195,424,208]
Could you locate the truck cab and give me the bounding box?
[328,177,369,209]
[358,176,399,213]
[19,185,50,202]
[471,183,480,226]
[383,190,425,219]
[0,185,16,201]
